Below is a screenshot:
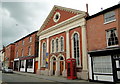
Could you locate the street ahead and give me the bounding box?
[2,72,58,84]
[2,71,120,84]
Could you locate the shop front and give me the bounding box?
[19,56,35,73]
[14,58,19,71]
[88,48,120,83]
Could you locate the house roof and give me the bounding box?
[37,5,86,35]
[86,3,120,20]
[14,30,38,43]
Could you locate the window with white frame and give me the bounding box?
[21,49,24,56]
[51,40,54,53]
[104,11,115,23]
[29,36,32,42]
[93,56,112,74]
[28,46,31,56]
[42,43,46,67]
[73,33,80,66]
[56,39,59,52]
[60,37,64,52]
[106,28,119,46]
[22,40,24,45]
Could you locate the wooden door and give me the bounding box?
[53,62,56,75]
[60,61,64,75]
[35,61,38,73]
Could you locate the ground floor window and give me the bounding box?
[92,56,112,74]
[27,59,33,68]
[20,60,24,68]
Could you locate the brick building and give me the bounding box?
[86,4,120,82]
[37,5,88,80]
[4,43,15,68]
[14,31,39,73]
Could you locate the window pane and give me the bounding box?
[73,33,80,66]
[52,40,54,52]
[93,56,112,74]
[107,29,119,46]
[104,11,115,22]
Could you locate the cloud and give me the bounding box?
[1,2,51,48]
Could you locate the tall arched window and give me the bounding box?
[52,40,54,53]
[42,42,46,67]
[60,37,64,52]
[56,39,59,52]
[73,33,80,66]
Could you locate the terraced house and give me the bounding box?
[37,5,88,80]
[4,43,15,69]
[87,4,120,82]
[13,31,39,73]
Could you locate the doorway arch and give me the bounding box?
[58,55,65,75]
[50,56,57,75]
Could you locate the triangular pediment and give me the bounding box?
[37,5,86,35]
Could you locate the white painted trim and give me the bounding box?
[50,55,57,74]
[94,75,113,82]
[47,38,49,53]
[88,54,92,80]
[41,42,46,67]
[14,58,19,61]
[55,37,59,53]
[38,37,41,69]
[57,54,65,71]
[37,14,86,36]
[66,30,70,59]
[39,19,85,40]
[51,39,55,53]
[53,12,61,23]
[60,36,64,52]
[81,25,88,70]
[71,31,81,67]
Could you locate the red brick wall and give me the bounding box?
[86,9,119,51]
[40,32,67,69]
[118,8,120,45]
[14,32,38,58]
[5,44,15,68]
[43,9,77,30]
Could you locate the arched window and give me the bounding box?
[52,40,54,53]
[60,37,64,52]
[73,33,80,66]
[56,39,59,52]
[42,43,46,67]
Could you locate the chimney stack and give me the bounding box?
[86,3,89,16]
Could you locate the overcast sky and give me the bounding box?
[0,0,120,49]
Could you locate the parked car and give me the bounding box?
[2,67,13,73]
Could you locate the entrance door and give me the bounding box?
[60,61,64,75]
[35,61,38,73]
[53,62,56,75]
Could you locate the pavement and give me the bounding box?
[13,71,89,83]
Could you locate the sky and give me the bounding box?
[0,0,120,49]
